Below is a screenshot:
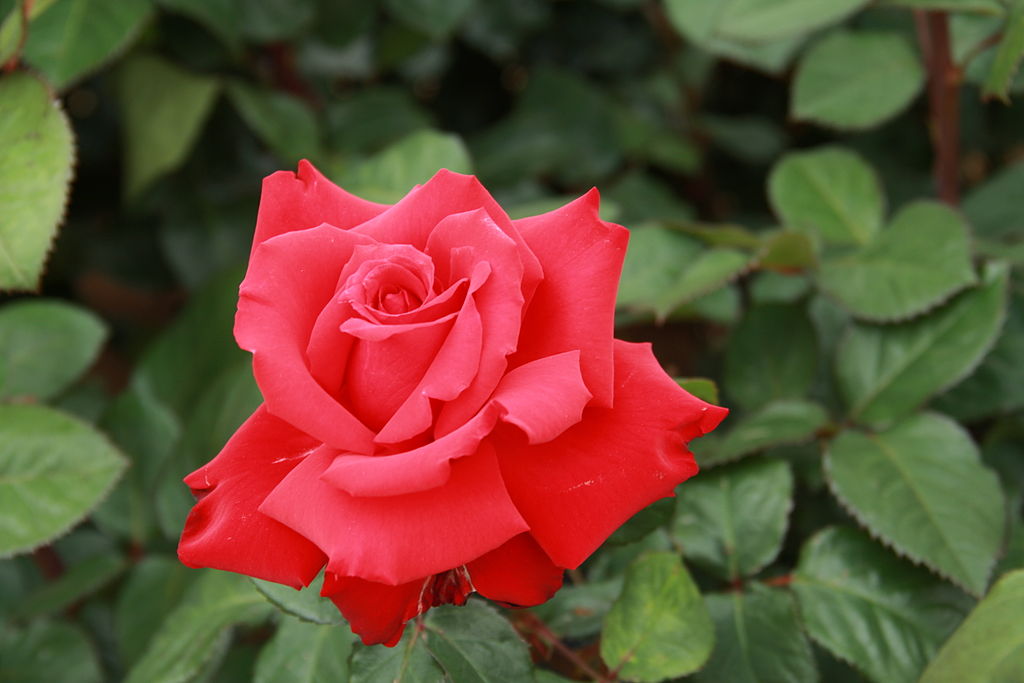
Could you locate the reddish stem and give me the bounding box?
[762,573,793,588]
[915,10,962,205]
[516,611,611,682]
[32,545,64,580]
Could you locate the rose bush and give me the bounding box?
[176,161,726,646]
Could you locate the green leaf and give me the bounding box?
[0,299,106,401]
[237,0,315,42]
[157,0,242,51]
[673,458,794,581]
[0,72,74,290]
[227,81,321,164]
[115,556,196,668]
[792,31,924,130]
[825,412,1005,595]
[665,0,870,43]
[920,569,1024,682]
[817,201,977,322]
[600,552,714,681]
[350,627,444,683]
[963,161,1024,242]
[0,621,102,683]
[724,303,818,411]
[22,0,152,89]
[756,230,817,271]
[385,0,475,38]
[0,404,126,557]
[608,498,676,546]
[254,617,353,683]
[983,1,1024,101]
[339,130,472,204]
[691,399,828,468]
[837,263,1008,425]
[529,579,621,639]
[124,570,273,683]
[653,248,752,319]
[882,0,1003,11]
[0,0,59,65]
[617,226,702,315]
[325,87,431,156]
[768,146,884,247]
[118,54,220,199]
[934,294,1024,421]
[676,377,719,405]
[424,601,534,683]
[7,552,125,620]
[695,585,817,683]
[793,527,972,683]
[252,572,344,626]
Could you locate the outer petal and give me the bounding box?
[321,574,423,646]
[252,160,388,251]
[236,225,376,453]
[511,190,628,408]
[259,443,529,585]
[496,340,727,569]
[178,406,327,588]
[321,351,591,498]
[351,170,542,302]
[467,533,564,607]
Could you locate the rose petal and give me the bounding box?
[322,351,591,498]
[496,340,728,569]
[252,160,388,252]
[350,170,542,303]
[467,533,564,607]
[259,443,529,585]
[511,189,628,408]
[321,573,422,646]
[178,406,326,588]
[236,224,376,452]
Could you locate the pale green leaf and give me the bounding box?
[0,404,126,557]
[768,146,884,246]
[817,201,976,321]
[665,0,869,44]
[881,0,1003,11]
[254,617,353,683]
[673,458,794,580]
[793,31,924,130]
[920,569,1024,683]
[826,413,1005,595]
[118,54,220,199]
[252,572,344,626]
[23,0,152,89]
[0,299,106,401]
[838,263,1008,425]
[601,552,713,681]
[696,585,817,683]
[654,247,752,318]
[0,0,59,65]
[676,377,719,405]
[691,399,828,467]
[793,527,972,683]
[983,0,1024,101]
[0,72,73,290]
[617,226,702,314]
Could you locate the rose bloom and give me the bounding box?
[177,161,726,646]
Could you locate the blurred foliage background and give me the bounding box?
[2,0,1024,681]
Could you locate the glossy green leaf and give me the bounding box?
[793,31,924,130]
[339,130,472,204]
[695,585,817,683]
[118,55,220,199]
[793,527,972,683]
[601,552,713,681]
[983,1,1024,101]
[724,303,818,411]
[0,404,126,557]
[254,617,353,683]
[920,569,1024,682]
[673,458,793,580]
[934,294,1024,421]
[115,556,196,667]
[838,264,1008,425]
[252,572,344,626]
[7,553,125,620]
[0,72,73,290]
[22,0,152,89]
[350,627,444,683]
[825,413,1004,595]
[664,0,869,43]
[227,81,320,164]
[768,146,884,246]
[691,399,828,468]
[817,201,976,321]
[0,621,102,683]
[385,0,475,38]
[0,299,106,401]
[425,601,534,683]
[124,570,273,683]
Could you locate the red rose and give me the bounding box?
[177,161,726,646]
